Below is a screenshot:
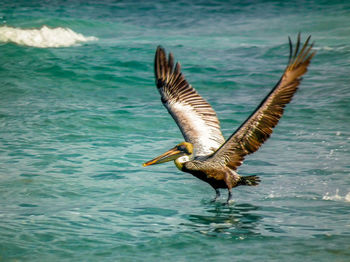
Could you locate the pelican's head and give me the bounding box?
[143,142,193,168]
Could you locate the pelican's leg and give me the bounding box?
[215,189,221,200]
[226,188,233,204]
[224,173,234,204]
[211,189,220,202]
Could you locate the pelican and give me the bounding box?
[143,34,315,203]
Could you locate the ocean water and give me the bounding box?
[1,0,350,261]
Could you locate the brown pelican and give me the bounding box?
[143,34,315,203]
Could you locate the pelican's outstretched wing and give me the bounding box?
[208,34,316,169]
[155,46,225,156]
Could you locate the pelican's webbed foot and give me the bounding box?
[211,189,221,202]
[226,189,234,204]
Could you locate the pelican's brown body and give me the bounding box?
[144,34,315,203]
[182,157,258,189]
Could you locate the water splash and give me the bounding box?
[0,25,98,48]
[323,189,350,202]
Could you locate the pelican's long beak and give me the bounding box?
[143,146,184,167]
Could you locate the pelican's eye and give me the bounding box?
[177,144,191,154]
[177,145,186,151]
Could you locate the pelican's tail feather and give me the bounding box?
[238,175,261,186]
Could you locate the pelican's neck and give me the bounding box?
[174,155,192,171]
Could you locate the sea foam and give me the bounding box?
[323,189,350,202]
[0,25,98,48]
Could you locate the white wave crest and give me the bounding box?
[0,25,98,48]
[323,189,350,202]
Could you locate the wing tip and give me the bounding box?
[155,45,168,82]
[287,33,315,71]
[156,45,165,54]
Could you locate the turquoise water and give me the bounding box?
[1,0,350,261]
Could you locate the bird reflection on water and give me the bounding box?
[182,202,261,238]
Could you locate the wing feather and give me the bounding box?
[208,34,316,169]
[155,46,225,156]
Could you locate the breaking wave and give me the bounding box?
[323,189,350,202]
[0,25,98,48]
